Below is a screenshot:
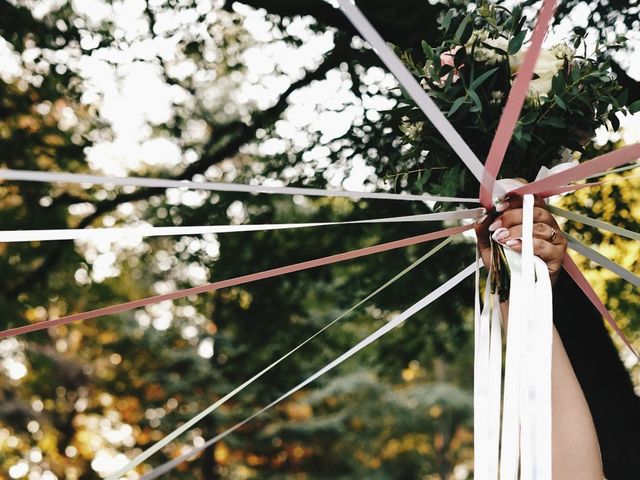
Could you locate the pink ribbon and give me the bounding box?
[0,224,472,339]
[514,143,640,197]
[472,0,638,358]
[563,255,639,359]
[479,0,558,207]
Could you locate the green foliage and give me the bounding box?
[0,1,638,479]
[392,2,635,197]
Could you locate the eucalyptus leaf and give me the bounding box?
[469,67,499,91]
[508,30,526,55]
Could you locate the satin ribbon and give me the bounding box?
[479,0,558,207]
[0,209,485,243]
[563,255,639,358]
[513,143,640,198]
[124,262,477,480]
[474,248,502,480]
[0,168,478,204]
[565,234,640,288]
[336,0,487,186]
[549,206,640,242]
[0,225,472,339]
[499,195,553,480]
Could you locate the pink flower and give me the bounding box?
[439,45,462,83]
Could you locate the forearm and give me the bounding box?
[550,324,603,479]
[500,302,603,479]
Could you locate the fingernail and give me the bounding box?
[506,239,521,246]
[495,201,509,212]
[493,228,509,242]
[488,219,502,232]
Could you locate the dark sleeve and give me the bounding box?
[553,268,640,480]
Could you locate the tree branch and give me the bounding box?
[11,44,345,294]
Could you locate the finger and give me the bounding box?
[474,210,500,250]
[494,194,546,212]
[496,207,557,230]
[500,237,564,263]
[493,223,564,244]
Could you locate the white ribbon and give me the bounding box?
[0,168,479,204]
[105,248,474,480]
[135,262,476,480]
[336,0,492,189]
[0,209,485,243]
[499,194,553,479]
[566,233,640,288]
[474,255,503,480]
[549,205,640,242]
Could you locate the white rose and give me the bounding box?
[483,36,509,52]
[465,30,489,54]
[510,48,563,99]
[466,34,508,65]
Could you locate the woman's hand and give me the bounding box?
[474,195,568,285]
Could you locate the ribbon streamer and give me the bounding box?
[0,168,478,204]
[499,195,553,479]
[106,237,456,479]
[473,252,502,480]
[131,263,477,480]
[0,225,472,339]
[479,0,558,207]
[514,143,640,197]
[562,255,639,359]
[0,209,484,243]
[336,0,488,185]
[549,206,640,242]
[566,234,640,288]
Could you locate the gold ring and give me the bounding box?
[550,227,558,243]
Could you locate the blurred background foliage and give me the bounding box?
[0,0,638,479]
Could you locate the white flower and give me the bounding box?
[490,90,504,104]
[510,48,563,99]
[466,33,508,65]
[559,147,574,163]
[550,43,574,60]
[400,118,424,141]
[473,47,491,63]
[483,36,509,52]
[465,30,489,53]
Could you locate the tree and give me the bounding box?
[0,0,637,479]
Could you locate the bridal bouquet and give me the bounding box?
[392,2,640,198]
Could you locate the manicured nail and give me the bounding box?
[488,219,502,232]
[495,201,509,212]
[492,228,509,242]
[506,239,521,246]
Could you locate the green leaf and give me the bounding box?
[628,100,640,114]
[447,97,466,117]
[468,90,483,112]
[544,117,566,128]
[441,9,454,33]
[554,95,567,110]
[610,114,620,131]
[454,15,471,43]
[508,30,526,55]
[551,73,565,96]
[469,67,499,91]
[616,89,629,105]
[421,41,434,61]
[519,111,539,125]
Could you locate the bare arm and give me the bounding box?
[475,195,603,480]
